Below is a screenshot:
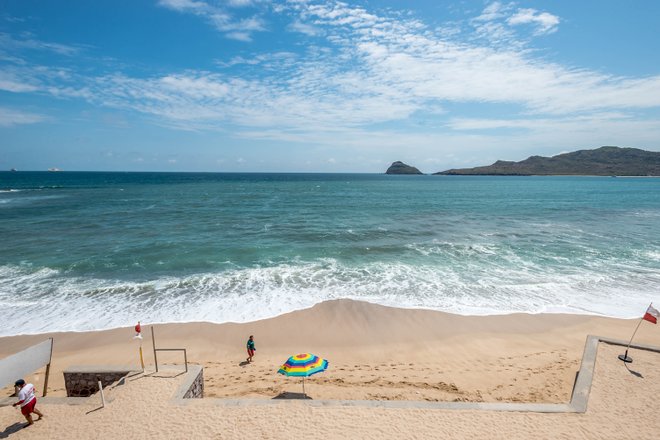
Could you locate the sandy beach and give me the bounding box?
[1,299,659,438]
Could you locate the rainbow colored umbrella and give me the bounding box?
[278,353,329,396]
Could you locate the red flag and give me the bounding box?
[643,305,659,324]
[135,322,141,334]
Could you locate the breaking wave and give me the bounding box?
[1,259,657,336]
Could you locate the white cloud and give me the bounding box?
[227,0,258,7]
[448,112,637,131]
[157,0,265,41]
[0,106,46,126]
[211,15,266,33]
[289,20,322,36]
[471,2,559,43]
[0,71,39,92]
[473,2,511,22]
[157,0,208,13]
[3,0,660,159]
[225,31,253,42]
[508,8,560,35]
[160,74,229,98]
[0,32,82,56]
[3,15,25,23]
[216,52,298,70]
[34,2,660,133]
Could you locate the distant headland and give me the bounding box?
[388,147,660,176]
[435,146,660,176]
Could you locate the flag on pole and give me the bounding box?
[643,305,659,324]
[618,303,658,363]
[134,321,145,369]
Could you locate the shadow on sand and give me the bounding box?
[624,363,644,378]
[238,361,250,367]
[0,422,27,438]
[273,392,312,400]
[85,406,104,415]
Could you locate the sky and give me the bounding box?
[1,0,660,173]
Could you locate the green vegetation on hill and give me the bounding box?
[386,161,424,175]
[435,147,660,176]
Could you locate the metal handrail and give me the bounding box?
[154,348,188,373]
[151,327,188,373]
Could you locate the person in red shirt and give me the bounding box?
[12,379,44,426]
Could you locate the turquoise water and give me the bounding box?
[1,172,659,335]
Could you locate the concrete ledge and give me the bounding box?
[0,395,115,407]
[173,365,203,400]
[62,365,140,373]
[188,397,575,412]
[570,335,600,412]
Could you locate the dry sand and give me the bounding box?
[1,299,659,439]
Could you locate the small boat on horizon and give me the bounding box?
[48,167,62,172]
[10,168,17,172]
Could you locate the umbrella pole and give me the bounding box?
[302,377,305,396]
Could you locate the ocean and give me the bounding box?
[1,172,659,335]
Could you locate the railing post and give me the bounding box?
[151,326,158,373]
[42,338,53,396]
[42,362,51,397]
[97,376,106,408]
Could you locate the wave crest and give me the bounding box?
[1,259,658,336]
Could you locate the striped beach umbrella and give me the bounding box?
[278,353,328,396]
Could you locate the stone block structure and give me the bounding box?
[62,364,203,400]
[63,366,134,397]
[183,366,204,398]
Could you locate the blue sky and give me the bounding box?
[1,0,660,172]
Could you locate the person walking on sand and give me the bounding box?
[246,335,256,363]
[12,379,44,427]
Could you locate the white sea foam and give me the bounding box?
[0,259,658,336]
[642,250,660,261]
[0,194,66,207]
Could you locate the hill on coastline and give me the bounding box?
[435,146,660,176]
[386,161,424,175]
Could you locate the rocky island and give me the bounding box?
[385,161,423,175]
[435,146,660,176]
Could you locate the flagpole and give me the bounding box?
[139,344,145,371]
[618,302,652,363]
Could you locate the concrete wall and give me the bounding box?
[0,339,52,391]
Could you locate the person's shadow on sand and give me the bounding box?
[273,391,312,400]
[0,422,27,438]
[238,360,250,367]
